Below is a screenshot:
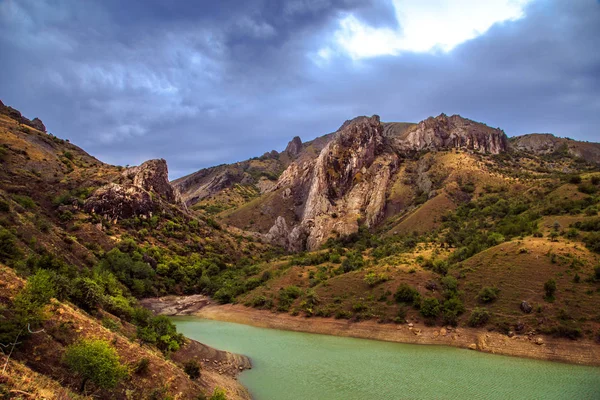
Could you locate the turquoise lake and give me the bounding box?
[172,317,600,400]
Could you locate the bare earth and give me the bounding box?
[142,295,600,367]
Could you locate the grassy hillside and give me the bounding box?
[0,103,274,399]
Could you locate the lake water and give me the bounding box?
[172,317,600,400]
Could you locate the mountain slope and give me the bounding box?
[0,101,268,399]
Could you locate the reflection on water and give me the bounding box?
[172,317,600,400]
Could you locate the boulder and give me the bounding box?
[520,301,533,314]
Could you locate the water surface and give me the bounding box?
[172,317,600,400]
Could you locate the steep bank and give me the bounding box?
[142,295,600,367]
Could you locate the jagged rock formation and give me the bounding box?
[392,114,508,154]
[123,158,177,202]
[511,133,600,164]
[85,159,179,220]
[284,136,303,158]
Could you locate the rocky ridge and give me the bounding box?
[391,114,508,154]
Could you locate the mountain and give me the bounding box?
[177,114,510,250]
[177,114,599,253]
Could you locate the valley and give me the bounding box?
[1,100,599,399]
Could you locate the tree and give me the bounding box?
[63,339,127,393]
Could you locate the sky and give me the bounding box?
[0,0,599,178]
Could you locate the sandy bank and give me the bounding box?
[142,295,600,367]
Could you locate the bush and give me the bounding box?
[136,315,184,353]
[134,358,150,374]
[184,360,201,380]
[468,308,490,327]
[544,279,556,301]
[209,388,228,400]
[363,272,389,287]
[583,233,600,253]
[420,297,440,318]
[568,175,582,184]
[0,227,21,262]
[477,287,500,303]
[394,283,420,305]
[341,251,365,272]
[12,194,36,209]
[63,339,127,392]
[441,296,465,326]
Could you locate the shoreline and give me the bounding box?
[142,295,600,368]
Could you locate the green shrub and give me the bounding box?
[12,194,36,209]
[441,296,465,326]
[568,175,582,184]
[63,339,127,392]
[420,297,440,318]
[363,272,389,287]
[101,318,121,332]
[184,360,201,380]
[209,388,228,400]
[468,308,490,327]
[134,358,150,374]
[394,283,420,305]
[341,251,365,272]
[544,279,556,301]
[477,287,500,303]
[0,227,22,262]
[136,315,184,353]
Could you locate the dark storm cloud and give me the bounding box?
[0,0,598,178]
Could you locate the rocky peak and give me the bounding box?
[284,136,303,158]
[123,159,176,202]
[394,114,508,154]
